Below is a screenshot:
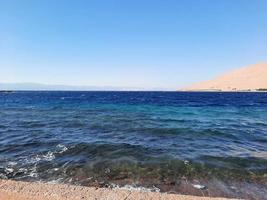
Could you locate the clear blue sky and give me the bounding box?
[1,0,267,90]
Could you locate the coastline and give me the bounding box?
[0,180,239,200]
[180,89,267,92]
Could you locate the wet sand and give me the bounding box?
[0,180,239,200]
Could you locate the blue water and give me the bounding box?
[0,91,266,199]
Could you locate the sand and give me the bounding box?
[0,180,240,200]
[186,62,267,91]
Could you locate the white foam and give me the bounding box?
[28,151,56,164]
[43,151,55,161]
[56,144,68,153]
[47,178,64,184]
[192,184,206,190]
[18,168,27,173]
[111,184,160,193]
[5,167,14,173]
[8,161,17,166]
[28,164,38,177]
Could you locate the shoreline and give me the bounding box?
[0,179,239,200]
[1,90,267,94]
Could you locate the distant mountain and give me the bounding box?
[0,83,143,91]
[185,62,267,91]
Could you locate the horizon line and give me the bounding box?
[0,82,179,92]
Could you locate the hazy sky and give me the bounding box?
[1,0,267,90]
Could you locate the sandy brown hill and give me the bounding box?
[186,62,267,91]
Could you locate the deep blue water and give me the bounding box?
[0,91,267,199]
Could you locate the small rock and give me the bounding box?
[104,168,111,174]
[0,173,8,179]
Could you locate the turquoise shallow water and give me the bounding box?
[0,91,266,199]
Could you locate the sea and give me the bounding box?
[0,91,266,199]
